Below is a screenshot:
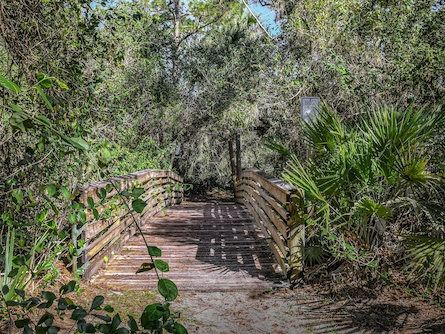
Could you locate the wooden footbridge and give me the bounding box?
[72,169,304,291]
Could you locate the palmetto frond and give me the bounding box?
[362,105,439,180]
[263,139,291,157]
[301,102,347,155]
[284,103,444,288]
[403,236,445,291]
[393,145,442,191]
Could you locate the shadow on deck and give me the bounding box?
[90,201,284,291]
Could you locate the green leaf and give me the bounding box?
[42,291,56,302]
[8,104,22,112]
[147,246,162,257]
[81,322,96,333]
[37,115,53,127]
[36,86,53,111]
[58,298,68,310]
[141,303,163,326]
[136,262,155,274]
[61,186,71,200]
[90,295,104,311]
[0,75,20,93]
[87,197,95,209]
[61,135,90,151]
[131,188,145,198]
[24,325,33,334]
[68,213,77,225]
[6,300,19,307]
[37,73,52,88]
[98,324,111,333]
[114,328,129,334]
[111,313,122,331]
[71,307,87,320]
[9,111,31,132]
[15,289,25,299]
[154,260,169,272]
[60,280,76,295]
[8,268,19,278]
[55,77,69,90]
[78,210,86,224]
[104,304,114,313]
[15,318,30,328]
[36,209,48,223]
[46,184,57,197]
[92,313,111,322]
[174,322,188,334]
[48,326,60,334]
[99,188,107,200]
[128,315,139,332]
[93,208,99,220]
[98,148,112,166]
[37,312,54,326]
[132,198,147,214]
[13,256,26,266]
[158,279,178,301]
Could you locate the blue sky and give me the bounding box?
[248,2,280,35]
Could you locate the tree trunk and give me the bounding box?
[172,0,180,83]
[235,130,241,176]
[228,136,237,194]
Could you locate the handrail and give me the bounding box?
[235,169,304,283]
[73,169,184,278]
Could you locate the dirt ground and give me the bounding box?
[4,279,445,334]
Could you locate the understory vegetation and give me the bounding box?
[1,0,445,332]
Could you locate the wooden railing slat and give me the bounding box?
[74,169,184,278]
[235,169,304,283]
[236,170,295,204]
[237,184,288,237]
[240,191,288,258]
[236,178,289,221]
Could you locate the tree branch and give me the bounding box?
[241,0,273,40]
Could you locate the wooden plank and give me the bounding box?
[78,169,183,203]
[239,179,289,221]
[83,222,139,279]
[90,201,284,289]
[236,170,292,204]
[240,197,269,238]
[83,216,132,262]
[242,192,288,258]
[239,184,288,237]
[85,213,128,241]
[268,240,287,274]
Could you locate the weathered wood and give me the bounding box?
[235,169,304,283]
[267,240,287,274]
[83,216,132,262]
[236,178,289,221]
[238,183,288,236]
[83,218,147,278]
[75,169,184,278]
[236,170,295,204]
[90,201,284,290]
[241,191,288,257]
[286,191,305,282]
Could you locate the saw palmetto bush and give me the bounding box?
[283,103,445,291]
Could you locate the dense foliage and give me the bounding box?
[1,0,445,331]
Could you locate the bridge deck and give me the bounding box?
[90,201,284,291]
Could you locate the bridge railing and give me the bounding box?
[73,169,184,278]
[235,170,304,282]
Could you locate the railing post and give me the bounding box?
[286,189,305,283]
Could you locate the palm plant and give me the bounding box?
[283,103,445,289]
